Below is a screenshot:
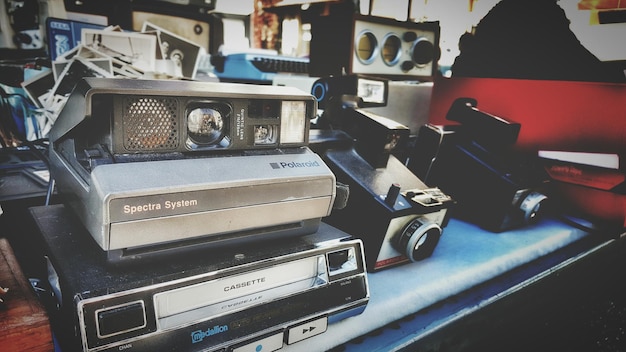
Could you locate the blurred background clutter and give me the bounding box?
[1,1,625,351]
[1,0,625,149]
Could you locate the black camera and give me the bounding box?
[407,97,550,232]
[310,81,454,272]
[311,74,388,111]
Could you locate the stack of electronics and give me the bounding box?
[32,77,370,352]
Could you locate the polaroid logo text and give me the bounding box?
[191,325,228,343]
[270,160,320,169]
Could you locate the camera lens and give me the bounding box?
[186,103,231,147]
[311,80,328,104]
[355,30,378,64]
[381,34,401,66]
[254,125,277,145]
[384,132,403,152]
[394,217,442,262]
[519,191,548,224]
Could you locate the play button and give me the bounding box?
[302,326,316,334]
[287,316,328,344]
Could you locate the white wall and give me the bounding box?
[559,1,626,62]
[365,0,625,68]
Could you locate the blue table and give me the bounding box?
[283,217,599,351]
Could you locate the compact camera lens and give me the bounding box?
[520,191,548,224]
[186,104,230,146]
[381,34,402,66]
[254,125,277,145]
[355,31,378,64]
[395,217,442,262]
[311,80,328,103]
[384,132,403,151]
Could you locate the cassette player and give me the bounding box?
[30,204,369,352]
[48,78,336,264]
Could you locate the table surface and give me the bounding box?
[22,203,600,352]
[282,216,594,351]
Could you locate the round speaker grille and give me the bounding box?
[123,97,179,151]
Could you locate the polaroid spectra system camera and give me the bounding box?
[310,75,454,271]
[408,97,550,232]
[48,77,337,264]
[31,204,369,352]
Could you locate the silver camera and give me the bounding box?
[48,78,337,264]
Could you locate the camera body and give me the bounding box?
[310,100,453,272]
[311,74,388,110]
[321,144,453,272]
[48,78,338,264]
[408,97,549,232]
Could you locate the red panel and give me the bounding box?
[427,76,626,157]
[554,182,626,228]
[426,76,626,228]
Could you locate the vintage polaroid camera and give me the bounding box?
[408,97,550,232]
[48,77,337,264]
[309,75,454,272]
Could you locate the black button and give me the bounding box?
[97,301,146,338]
